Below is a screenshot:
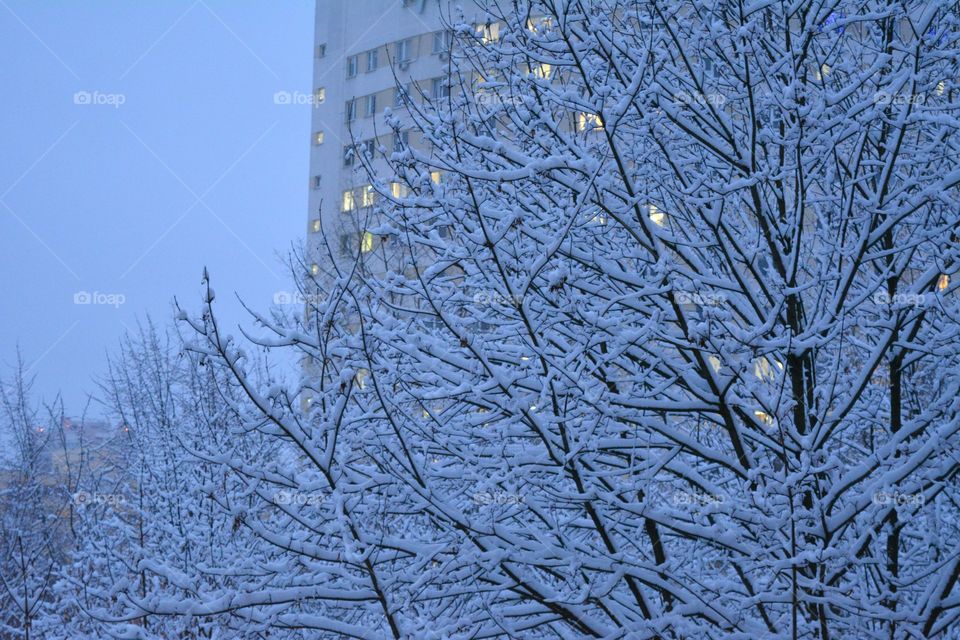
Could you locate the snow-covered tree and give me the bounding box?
[98,1,960,638]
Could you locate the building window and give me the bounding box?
[477,22,500,43]
[648,203,665,226]
[530,62,551,79]
[346,55,358,77]
[393,130,409,152]
[394,85,409,108]
[310,263,320,275]
[341,190,356,212]
[577,112,603,131]
[315,43,327,58]
[361,184,376,208]
[343,144,355,167]
[361,231,374,253]
[345,99,356,122]
[430,170,442,184]
[938,274,951,291]
[366,48,379,72]
[310,219,321,233]
[313,131,324,145]
[314,87,326,104]
[312,175,322,190]
[365,94,377,116]
[433,30,452,53]
[396,38,412,63]
[391,181,410,198]
[432,77,449,100]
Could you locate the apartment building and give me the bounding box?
[305,0,473,279]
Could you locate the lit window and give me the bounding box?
[314,87,326,104]
[577,112,603,131]
[361,231,374,253]
[346,55,358,77]
[341,190,356,212]
[361,185,376,208]
[310,263,320,275]
[937,80,946,95]
[365,94,377,116]
[391,182,410,198]
[814,63,830,80]
[648,204,666,226]
[315,43,326,58]
[396,39,412,63]
[589,211,607,225]
[754,357,783,382]
[709,355,721,372]
[345,99,356,122]
[310,219,321,233]
[754,410,774,426]
[312,175,322,190]
[366,48,378,72]
[355,368,369,389]
[531,63,551,79]
[313,131,324,145]
[938,274,950,291]
[477,22,500,43]
[430,170,442,184]
[526,16,553,32]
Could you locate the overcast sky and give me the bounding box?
[0,1,315,413]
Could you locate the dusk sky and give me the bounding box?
[0,1,315,412]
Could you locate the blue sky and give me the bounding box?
[0,1,315,412]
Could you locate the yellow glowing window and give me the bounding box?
[938,274,950,291]
[577,112,603,132]
[361,184,376,208]
[937,81,946,95]
[531,63,551,79]
[526,17,553,32]
[391,182,410,198]
[430,170,442,184]
[590,211,607,225]
[314,131,325,145]
[355,368,369,389]
[648,204,666,226]
[477,22,500,43]
[754,410,774,426]
[310,219,321,233]
[361,231,374,253]
[754,357,783,382]
[310,263,320,275]
[709,355,721,373]
[315,87,326,104]
[341,190,356,212]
